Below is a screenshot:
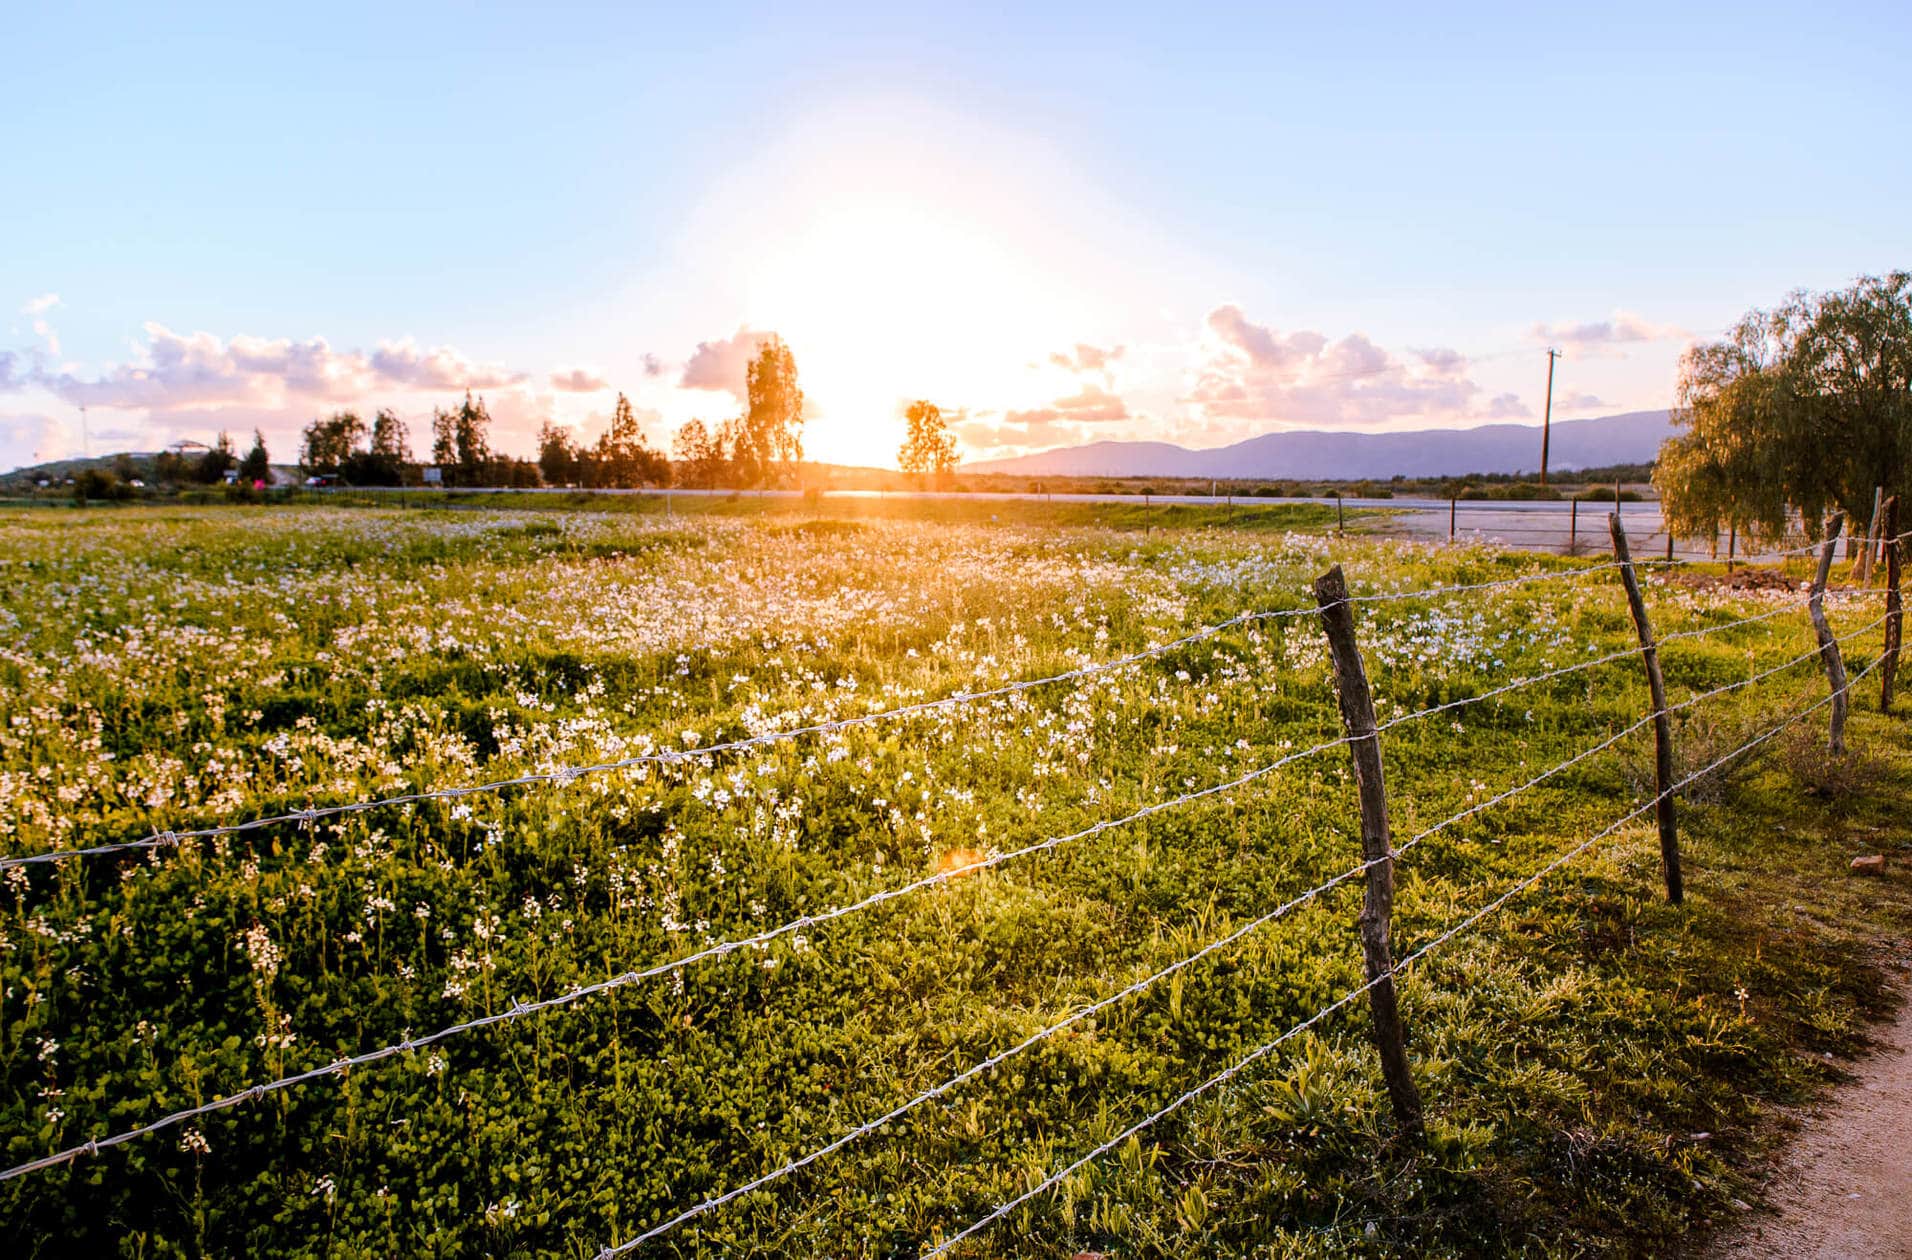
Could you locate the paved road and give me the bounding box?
[331,485,1799,563]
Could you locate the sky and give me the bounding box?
[3,2,1909,472]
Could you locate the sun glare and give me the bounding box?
[745,196,1087,465]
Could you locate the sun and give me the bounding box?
[742,193,1088,466]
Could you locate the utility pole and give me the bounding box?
[1538,348,1559,487]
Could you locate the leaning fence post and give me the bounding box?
[1809,515,1850,755]
[1313,565,1424,1139]
[1882,496,1901,714]
[1610,515,1682,904]
[1568,498,1578,554]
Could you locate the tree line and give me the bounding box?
[297,337,847,491]
[296,337,966,490]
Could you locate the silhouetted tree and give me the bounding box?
[733,338,804,486]
[898,399,960,482]
[301,411,368,473]
[371,409,412,462]
[238,430,271,484]
[588,393,668,488]
[196,431,238,483]
[671,419,726,488]
[537,420,581,486]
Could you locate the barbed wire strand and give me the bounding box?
[6,602,1887,1185]
[5,589,1888,1183]
[1374,591,1833,733]
[2,561,1847,873]
[581,607,1887,1254]
[923,650,1886,1257]
[0,730,1358,1184]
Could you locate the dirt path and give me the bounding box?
[1708,988,1912,1259]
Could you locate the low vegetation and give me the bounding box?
[0,499,1904,1258]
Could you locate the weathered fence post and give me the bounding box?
[1809,515,1850,755]
[1664,530,1675,562]
[1610,515,1682,904]
[1313,565,1424,1140]
[1448,495,1457,542]
[1883,496,1901,714]
[1857,485,1883,582]
[1726,525,1736,574]
[1568,498,1578,553]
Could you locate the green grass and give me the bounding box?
[0,501,1903,1258]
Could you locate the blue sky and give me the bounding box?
[4,2,1908,469]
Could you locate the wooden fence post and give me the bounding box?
[1664,530,1675,562]
[1336,493,1345,534]
[1857,485,1883,582]
[1568,498,1578,553]
[1726,525,1736,574]
[1809,515,1850,755]
[1313,565,1425,1140]
[1448,496,1457,542]
[1610,515,1682,904]
[1883,496,1901,714]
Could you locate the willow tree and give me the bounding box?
[1657,272,1912,544]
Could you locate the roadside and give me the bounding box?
[1706,974,1912,1259]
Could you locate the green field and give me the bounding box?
[0,500,1905,1258]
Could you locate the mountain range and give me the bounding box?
[966,409,1675,480]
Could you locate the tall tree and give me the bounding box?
[452,392,492,468]
[537,420,580,486]
[197,431,238,483]
[370,408,412,462]
[671,419,725,488]
[430,406,458,468]
[300,411,368,473]
[897,399,960,481]
[238,429,271,484]
[1658,272,1912,543]
[592,393,667,488]
[734,337,804,486]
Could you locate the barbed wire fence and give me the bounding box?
[1,512,1904,1256]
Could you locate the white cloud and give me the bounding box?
[369,338,525,391]
[1048,342,1125,375]
[0,412,65,467]
[22,294,59,316]
[10,324,527,412]
[1484,393,1531,419]
[680,327,777,397]
[1187,303,1482,428]
[1532,311,1684,349]
[548,368,610,393]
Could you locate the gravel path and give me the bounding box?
[1707,988,1912,1259]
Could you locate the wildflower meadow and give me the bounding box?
[1,498,1906,1258]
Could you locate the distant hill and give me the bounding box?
[966,410,1675,480]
